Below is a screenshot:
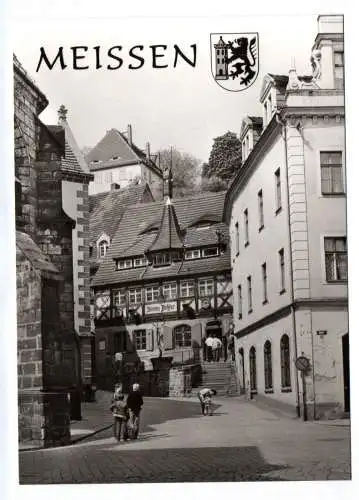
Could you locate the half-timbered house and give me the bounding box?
[92,181,233,388]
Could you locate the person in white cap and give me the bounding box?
[126,383,143,439]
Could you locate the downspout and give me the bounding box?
[276,113,301,418]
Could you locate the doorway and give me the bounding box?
[342,333,350,412]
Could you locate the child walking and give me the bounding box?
[110,384,128,442]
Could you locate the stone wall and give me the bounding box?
[16,251,43,390]
[18,390,71,447]
[169,364,202,397]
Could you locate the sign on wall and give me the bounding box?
[145,301,177,315]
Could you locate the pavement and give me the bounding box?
[18,391,351,483]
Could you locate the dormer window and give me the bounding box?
[99,240,109,258]
[133,256,148,268]
[116,259,133,270]
[185,249,201,260]
[202,246,219,258]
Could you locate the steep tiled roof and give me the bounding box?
[89,183,154,268]
[147,198,183,252]
[93,191,230,286]
[85,128,162,176]
[16,231,61,279]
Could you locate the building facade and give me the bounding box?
[86,125,163,195]
[224,15,348,419]
[92,182,233,391]
[15,56,94,446]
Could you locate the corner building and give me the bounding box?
[224,15,348,419]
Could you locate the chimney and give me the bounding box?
[146,142,151,161]
[127,124,132,145]
[163,149,173,199]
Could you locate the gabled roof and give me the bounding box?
[85,128,162,176]
[89,183,154,267]
[146,198,183,253]
[93,191,230,286]
[16,231,62,280]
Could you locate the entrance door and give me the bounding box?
[342,333,350,412]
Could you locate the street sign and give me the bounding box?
[295,356,310,372]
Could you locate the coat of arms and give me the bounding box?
[210,33,259,91]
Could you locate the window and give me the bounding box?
[198,278,214,297]
[180,280,195,298]
[275,168,282,212]
[324,237,347,282]
[128,288,142,305]
[249,346,257,393]
[264,340,273,391]
[244,209,249,245]
[116,259,132,270]
[15,179,22,218]
[237,285,242,318]
[99,240,109,258]
[280,334,291,390]
[174,324,192,348]
[185,249,201,260]
[279,249,285,292]
[134,329,146,350]
[153,252,171,267]
[145,286,160,303]
[320,152,344,194]
[89,245,93,258]
[202,247,219,258]
[113,289,126,315]
[235,222,240,255]
[247,275,252,312]
[334,51,344,89]
[133,256,147,267]
[258,190,264,230]
[162,282,177,300]
[262,262,268,303]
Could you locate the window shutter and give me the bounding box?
[146,329,154,351]
[163,325,174,350]
[191,323,202,347]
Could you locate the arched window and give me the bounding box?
[264,340,273,391]
[99,240,109,258]
[280,334,291,389]
[174,325,192,348]
[249,346,257,393]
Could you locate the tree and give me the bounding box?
[202,131,242,183]
[200,174,228,192]
[157,148,201,197]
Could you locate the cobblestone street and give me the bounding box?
[19,395,351,483]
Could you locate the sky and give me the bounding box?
[12,11,318,163]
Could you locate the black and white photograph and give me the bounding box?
[1,0,356,495]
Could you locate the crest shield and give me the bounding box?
[210,33,259,91]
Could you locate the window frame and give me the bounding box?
[237,284,242,319]
[133,329,147,351]
[320,151,344,195]
[235,221,240,255]
[98,240,109,258]
[180,280,195,298]
[145,285,160,303]
[185,249,201,260]
[324,236,348,282]
[133,256,148,268]
[162,282,177,300]
[198,278,214,297]
[258,189,264,231]
[174,324,192,348]
[262,262,268,304]
[116,258,133,270]
[247,275,253,313]
[202,246,219,258]
[264,340,273,392]
[279,248,285,293]
[128,287,142,305]
[244,209,249,246]
[275,168,282,213]
[280,334,292,391]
